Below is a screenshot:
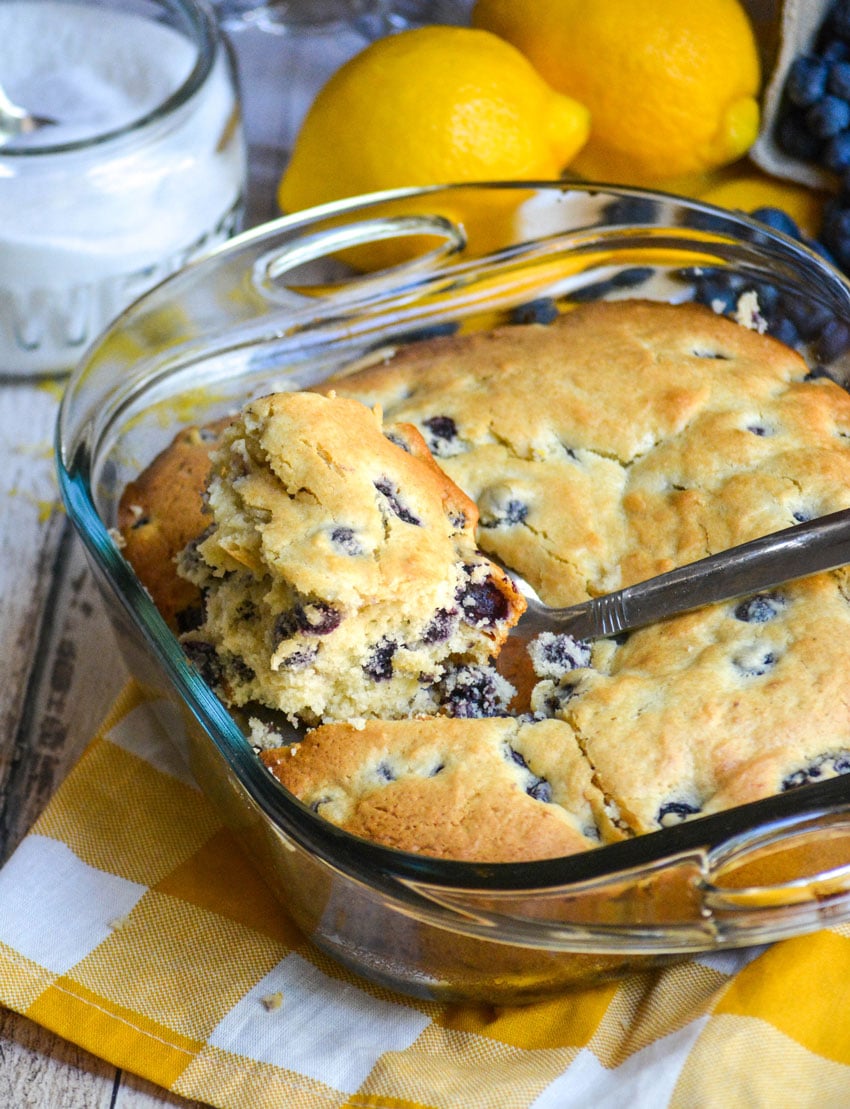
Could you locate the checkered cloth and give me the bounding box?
[2,681,850,1108]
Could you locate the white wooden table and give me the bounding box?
[0,29,291,1104]
[0,381,192,1104]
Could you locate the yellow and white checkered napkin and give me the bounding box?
[3,681,850,1108]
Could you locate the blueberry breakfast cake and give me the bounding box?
[118,298,850,861]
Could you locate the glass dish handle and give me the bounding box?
[250,211,467,306]
[705,805,850,912]
[392,806,850,951]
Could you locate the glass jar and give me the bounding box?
[0,0,247,377]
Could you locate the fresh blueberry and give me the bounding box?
[693,276,738,314]
[752,281,781,314]
[807,95,850,139]
[750,206,801,239]
[830,59,850,101]
[776,111,824,161]
[822,38,850,64]
[830,0,850,42]
[602,195,658,224]
[822,194,850,240]
[568,278,617,303]
[782,293,837,340]
[815,316,850,361]
[767,315,800,347]
[786,55,829,106]
[803,236,838,266]
[611,266,654,288]
[824,129,850,170]
[510,297,559,325]
[390,321,459,346]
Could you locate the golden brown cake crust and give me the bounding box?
[116,421,230,630]
[260,715,616,862]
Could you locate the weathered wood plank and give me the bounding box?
[0,1010,116,1108]
[1,1009,207,1108]
[0,386,188,1105]
[0,521,129,861]
[0,384,66,838]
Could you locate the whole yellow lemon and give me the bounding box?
[472,0,761,187]
[278,25,589,217]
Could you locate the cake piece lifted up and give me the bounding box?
[178,391,525,726]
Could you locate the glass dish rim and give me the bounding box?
[0,0,220,158]
[56,179,850,913]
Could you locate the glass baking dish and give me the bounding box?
[57,182,850,1003]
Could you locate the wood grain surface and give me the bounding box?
[0,383,208,1106]
[0,27,293,1098]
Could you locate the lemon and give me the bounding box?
[472,0,762,187]
[278,25,589,217]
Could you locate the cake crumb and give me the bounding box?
[734,290,767,333]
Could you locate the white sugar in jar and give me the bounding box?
[0,0,247,376]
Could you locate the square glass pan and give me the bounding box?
[57,182,850,1003]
